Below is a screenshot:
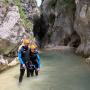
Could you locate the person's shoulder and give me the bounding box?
[18,44,24,52]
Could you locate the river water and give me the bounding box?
[0,50,90,90]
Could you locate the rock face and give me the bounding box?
[0,0,39,54]
[0,0,39,71]
[34,0,80,47]
[20,0,40,20]
[74,0,90,56]
[0,55,8,65]
[34,0,90,56]
[0,2,30,43]
[0,0,39,65]
[0,4,20,42]
[0,2,30,57]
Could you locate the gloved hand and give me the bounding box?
[37,68,40,71]
[22,64,26,69]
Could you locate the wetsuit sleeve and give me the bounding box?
[18,49,24,65]
[37,53,40,68]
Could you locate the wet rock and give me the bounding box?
[0,55,8,65]
[8,57,19,67]
[86,57,90,64]
[74,0,90,56]
[0,57,18,72]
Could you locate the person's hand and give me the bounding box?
[37,68,40,71]
[22,64,26,69]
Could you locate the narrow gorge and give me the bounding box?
[0,0,90,71]
[33,0,90,57]
[0,1,90,90]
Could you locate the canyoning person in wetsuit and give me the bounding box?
[30,44,40,76]
[18,39,31,83]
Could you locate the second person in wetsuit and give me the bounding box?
[29,45,40,76]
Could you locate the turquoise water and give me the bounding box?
[0,50,90,90]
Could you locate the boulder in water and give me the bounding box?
[0,55,8,65]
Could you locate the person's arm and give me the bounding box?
[18,50,24,65]
[37,53,40,68]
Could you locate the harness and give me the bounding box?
[30,51,38,64]
[21,46,30,63]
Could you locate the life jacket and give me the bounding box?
[20,46,30,63]
[30,50,38,65]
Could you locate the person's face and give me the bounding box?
[31,49,35,53]
[23,44,29,50]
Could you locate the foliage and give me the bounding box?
[14,0,33,31]
[3,0,9,4]
[3,0,33,31]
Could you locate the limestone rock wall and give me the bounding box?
[74,0,90,56]
[34,0,90,56]
[34,0,79,47]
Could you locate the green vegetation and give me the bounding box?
[14,0,33,31]
[3,0,33,31]
[3,0,9,4]
[0,0,35,55]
